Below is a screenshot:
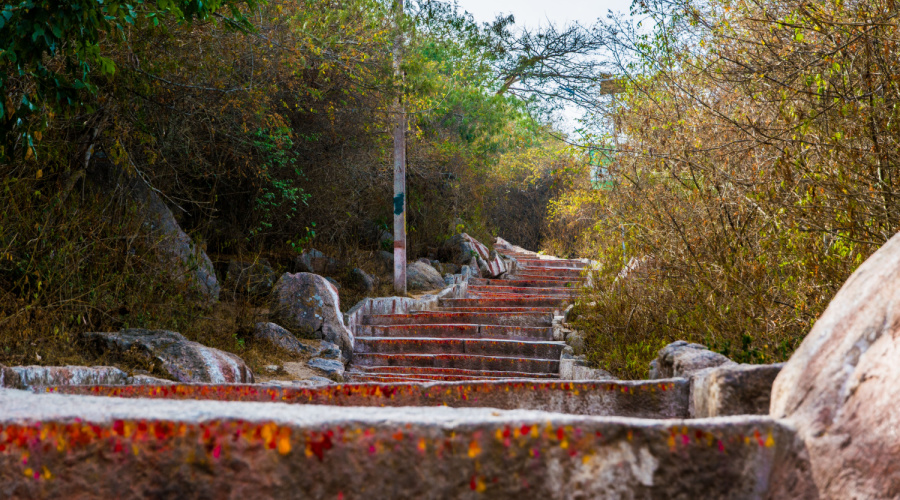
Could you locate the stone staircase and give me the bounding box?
[346,244,586,383]
[0,236,821,498]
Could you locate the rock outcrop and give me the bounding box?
[84,329,253,383]
[252,322,311,355]
[437,234,478,267]
[649,341,735,379]
[270,272,352,355]
[88,158,220,302]
[350,267,376,292]
[295,249,347,276]
[691,363,784,418]
[405,261,445,291]
[771,231,900,498]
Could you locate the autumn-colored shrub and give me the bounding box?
[549,0,900,378]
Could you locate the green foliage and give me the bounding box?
[0,0,257,157]
[248,127,311,239]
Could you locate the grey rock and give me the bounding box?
[406,261,445,291]
[565,330,587,356]
[88,159,220,302]
[295,248,346,275]
[691,363,784,418]
[350,267,375,292]
[325,277,341,290]
[313,341,341,360]
[269,272,352,355]
[252,322,311,355]
[650,340,735,379]
[308,357,344,377]
[9,365,129,389]
[305,375,335,384]
[437,234,478,267]
[559,346,615,381]
[84,329,254,384]
[264,365,281,373]
[432,262,461,276]
[771,230,900,498]
[0,364,21,388]
[127,374,176,385]
[225,259,277,297]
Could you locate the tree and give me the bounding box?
[0,0,256,157]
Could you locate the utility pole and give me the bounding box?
[392,0,407,295]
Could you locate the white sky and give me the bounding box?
[452,0,635,29]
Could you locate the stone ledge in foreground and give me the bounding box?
[1,389,815,499]
[43,379,689,419]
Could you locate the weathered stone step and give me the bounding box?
[440,297,569,309]
[47,379,690,419]
[0,389,808,498]
[346,373,543,383]
[468,285,578,296]
[355,337,566,359]
[465,291,575,301]
[348,365,560,379]
[358,324,554,341]
[363,311,553,327]
[516,259,587,269]
[436,306,560,314]
[352,353,560,373]
[516,266,585,277]
[470,277,582,288]
[514,273,585,282]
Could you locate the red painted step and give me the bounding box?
[469,278,582,288]
[358,324,554,341]
[440,297,569,308]
[435,306,560,314]
[363,311,553,327]
[465,291,574,300]
[355,337,566,358]
[347,365,559,379]
[352,353,560,373]
[516,259,587,269]
[514,273,585,282]
[346,373,547,382]
[468,285,578,296]
[516,267,585,278]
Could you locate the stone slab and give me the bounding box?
[44,379,688,418]
[0,388,814,499]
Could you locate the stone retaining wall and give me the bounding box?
[0,388,815,499]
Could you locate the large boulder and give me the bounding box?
[84,329,253,383]
[270,272,352,354]
[771,231,900,498]
[649,340,735,379]
[294,249,346,276]
[350,267,376,292]
[252,322,311,355]
[225,259,278,297]
[437,234,478,267]
[406,261,445,291]
[88,158,220,302]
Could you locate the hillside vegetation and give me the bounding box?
[0,0,577,368]
[547,0,900,378]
